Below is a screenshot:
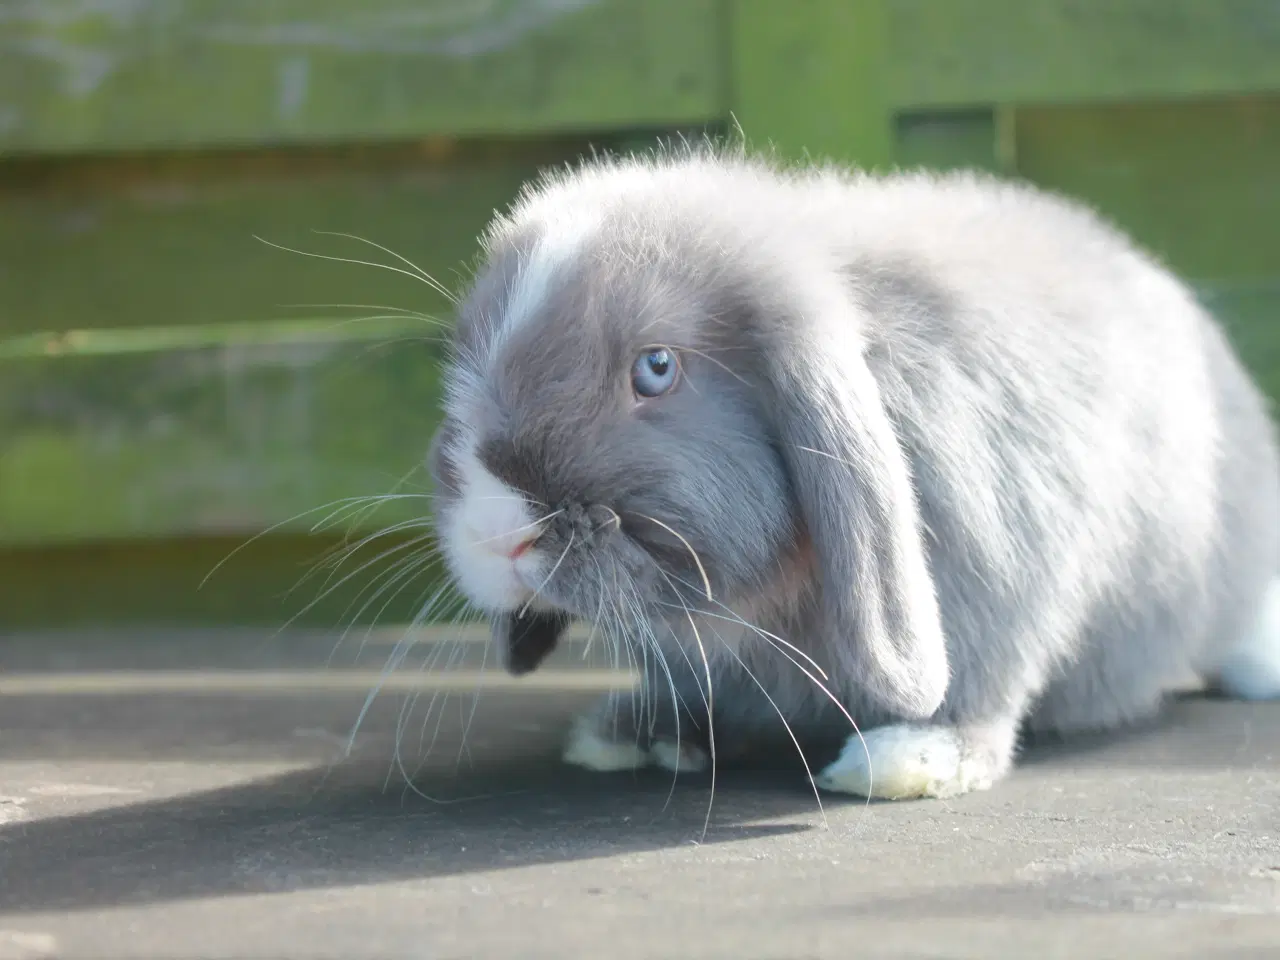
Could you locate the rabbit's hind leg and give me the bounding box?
[1212,577,1280,702]
[1025,604,1194,737]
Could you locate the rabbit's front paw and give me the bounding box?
[561,713,650,772]
[814,721,1016,800]
[649,738,710,774]
[560,712,711,775]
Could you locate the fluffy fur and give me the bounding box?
[428,144,1280,800]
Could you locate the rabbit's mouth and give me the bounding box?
[500,609,571,676]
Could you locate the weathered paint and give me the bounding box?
[0,0,724,154]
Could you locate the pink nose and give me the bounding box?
[505,536,537,561]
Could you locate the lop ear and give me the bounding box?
[495,610,571,676]
[762,281,949,718]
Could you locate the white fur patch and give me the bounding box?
[649,738,710,775]
[441,440,544,613]
[562,714,649,772]
[815,724,992,800]
[1217,577,1280,701]
[493,213,599,353]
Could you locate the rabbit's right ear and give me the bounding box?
[755,272,949,719]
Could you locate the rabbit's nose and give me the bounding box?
[504,534,538,560]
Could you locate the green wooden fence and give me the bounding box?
[3,0,1279,628]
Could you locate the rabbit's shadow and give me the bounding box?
[0,684,823,917]
[0,679,1250,918]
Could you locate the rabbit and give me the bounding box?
[426,141,1280,801]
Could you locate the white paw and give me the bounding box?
[814,725,992,800]
[649,738,710,774]
[1218,648,1280,701]
[561,715,650,772]
[1218,579,1280,701]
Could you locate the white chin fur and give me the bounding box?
[1217,577,1280,701]
[441,442,546,613]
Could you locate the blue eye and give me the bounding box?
[631,347,679,398]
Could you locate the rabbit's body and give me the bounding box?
[431,147,1280,799]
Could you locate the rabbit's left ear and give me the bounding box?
[758,275,950,718]
[495,610,571,676]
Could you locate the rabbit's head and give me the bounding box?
[429,149,948,718]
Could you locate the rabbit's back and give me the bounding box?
[816,169,1279,721]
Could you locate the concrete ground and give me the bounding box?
[0,626,1276,960]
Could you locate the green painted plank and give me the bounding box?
[893,108,1003,174]
[729,0,893,169]
[0,533,443,629]
[1202,281,1280,406]
[1011,98,1280,412]
[888,0,1280,109]
[0,321,446,546]
[0,141,595,338]
[0,0,724,155]
[1013,98,1280,284]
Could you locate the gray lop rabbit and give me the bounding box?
[427,144,1280,800]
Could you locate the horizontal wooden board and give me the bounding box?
[0,0,724,155]
[889,0,1280,109]
[0,533,446,629]
[1012,98,1280,284]
[0,142,598,338]
[0,321,446,546]
[1013,98,1280,397]
[730,0,893,170]
[893,108,1003,174]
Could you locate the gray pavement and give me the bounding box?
[0,626,1277,959]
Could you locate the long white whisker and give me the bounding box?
[199,494,431,589]
[658,582,829,682]
[308,494,436,540]
[310,230,460,304]
[716,636,829,829]
[283,301,446,324]
[407,631,465,780]
[383,604,524,805]
[277,535,439,638]
[656,571,872,814]
[742,636,873,811]
[324,554,429,666]
[347,597,441,758]
[680,345,751,385]
[468,509,564,548]
[654,567,716,842]
[631,583,689,814]
[330,465,435,534]
[254,234,454,300]
[632,512,713,601]
[456,626,490,771]
[311,511,435,543]
[580,567,609,662]
[301,522,437,592]
[341,551,444,663]
[518,530,575,618]
[302,536,438,622]
[409,615,474,775]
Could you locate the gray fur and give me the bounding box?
[429,143,1280,786]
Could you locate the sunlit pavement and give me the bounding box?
[0,627,1277,959]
